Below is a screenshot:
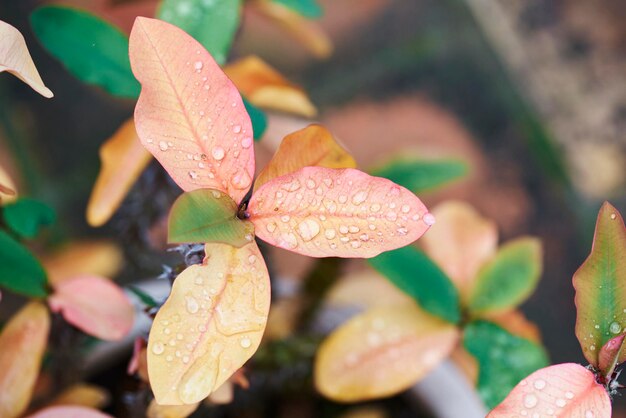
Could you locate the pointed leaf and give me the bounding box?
[371,157,468,194]
[598,334,626,378]
[0,20,53,97]
[464,321,549,409]
[157,0,241,65]
[368,245,460,323]
[0,163,18,205]
[146,400,199,418]
[314,303,459,402]
[30,6,139,98]
[574,202,626,367]
[272,0,323,18]
[225,55,317,117]
[2,198,56,239]
[48,275,134,341]
[249,167,431,258]
[87,119,152,227]
[242,97,267,141]
[148,242,270,404]
[0,230,48,297]
[130,17,255,204]
[487,363,611,418]
[25,406,113,418]
[421,200,497,302]
[467,238,542,315]
[168,189,254,246]
[0,302,50,418]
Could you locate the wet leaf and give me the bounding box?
[225,55,317,117]
[249,167,431,258]
[598,334,626,378]
[2,198,56,239]
[168,189,254,246]
[0,163,18,205]
[272,0,323,18]
[0,20,53,97]
[87,118,152,227]
[574,202,626,367]
[242,97,267,141]
[49,384,110,409]
[464,321,549,409]
[371,157,468,194]
[25,406,113,418]
[368,245,460,323]
[130,17,255,205]
[0,302,50,418]
[157,0,241,65]
[31,6,139,98]
[146,400,199,418]
[487,363,611,418]
[467,238,542,315]
[315,303,459,402]
[48,275,134,341]
[255,124,356,189]
[148,242,270,404]
[0,230,48,297]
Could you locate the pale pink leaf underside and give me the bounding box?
[25,406,112,418]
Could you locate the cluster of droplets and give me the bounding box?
[582,312,626,353]
[512,378,594,418]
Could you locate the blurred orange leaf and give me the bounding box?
[0,163,17,205]
[49,384,110,409]
[482,310,542,344]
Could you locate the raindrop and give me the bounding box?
[233,125,242,133]
[325,229,336,239]
[159,141,169,151]
[611,213,617,220]
[297,218,321,241]
[565,391,574,400]
[231,171,252,190]
[240,337,252,348]
[152,342,165,355]
[401,205,411,213]
[266,223,277,233]
[523,394,538,408]
[352,190,368,205]
[281,215,291,223]
[212,147,225,160]
[188,170,198,179]
[533,379,546,390]
[194,61,203,71]
[423,213,436,226]
[241,137,253,149]
[186,296,199,314]
[586,411,595,418]
[610,321,621,334]
[556,399,566,408]
[339,225,349,234]
[338,195,348,204]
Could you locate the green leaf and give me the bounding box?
[0,230,48,297]
[467,237,542,315]
[2,198,56,239]
[573,202,626,368]
[464,320,548,409]
[168,189,254,247]
[272,0,323,18]
[368,245,460,324]
[128,286,159,308]
[371,157,468,194]
[30,6,140,98]
[243,97,268,141]
[157,0,241,65]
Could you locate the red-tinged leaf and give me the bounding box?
[130,17,254,204]
[148,242,270,405]
[487,363,611,418]
[48,275,134,341]
[0,302,50,418]
[574,202,626,367]
[0,20,53,97]
[25,406,113,418]
[598,334,626,378]
[248,167,432,258]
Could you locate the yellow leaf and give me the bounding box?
[147,242,270,405]
[0,20,53,97]
[87,118,152,227]
[314,303,459,402]
[0,163,18,205]
[224,55,317,117]
[255,124,356,189]
[146,400,199,418]
[0,302,51,418]
[49,384,110,409]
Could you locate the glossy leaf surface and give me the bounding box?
[130,17,254,204]
[2,198,56,239]
[371,157,468,194]
[0,230,48,297]
[26,406,113,418]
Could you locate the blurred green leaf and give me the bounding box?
[368,245,460,324]
[243,97,268,141]
[464,320,548,409]
[128,286,159,308]
[272,0,323,18]
[371,157,468,194]
[30,6,139,98]
[157,0,241,65]
[0,230,48,297]
[2,198,56,239]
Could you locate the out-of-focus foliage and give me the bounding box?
[2,198,56,239]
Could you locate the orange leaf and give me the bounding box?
[315,303,459,402]
[255,124,356,189]
[25,406,112,418]
[147,242,270,405]
[49,384,110,409]
[0,302,50,418]
[0,20,53,97]
[421,200,497,302]
[130,17,254,205]
[0,162,17,205]
[146,400,199,418]
[48,275,134,341]
[249,167,432,258]
[487,363,611,418]
[87,118,152,227]
[450,346,478,384]
[224,55,317,117]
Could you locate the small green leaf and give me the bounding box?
[128,286,159,308]
[0,230,48,297]
[272,0,323,18]
[243,97,268,141]
[168,189,254,247]
[368,245,460,324]
[464,320,549,409]
[467,237,542,315]
[157,0,241,65]
[31,6,140,98]
[371,158,468,194]
[2,198,56,239]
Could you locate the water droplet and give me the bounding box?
[610,321,622,334]
[590,344,596,351]
[371,203,381,212]
[281,215,291,223]
[266,222,277,233]
[360,234,369,241]
[231,171,252,189]
[611,213,617,220]
[338,195,348,204]
[182,355,190,364]
[164,328,171,335]
[212,147,225,160]
[385,212,397,221]
[159,141,169,151]
[339,225,349,234]
[423,213,436,226]
[401,204,411,213]
[325,229,336,239]
[533,379,546,390]
[282,179,301,191]
[351,241,361,249]
[248,255,257,264]
[594,324,600,329]
[297,218,321,241]
[233,125,242,133]
[186,296,199,314]
[152,342,165,355]
[279,232,298,249]
[349,225,360,233]
[586,410,595,418]
[565,391,574,399]
[352,190,368,205]
[397,227,408,235]
[523,394,538,408]
[194,61,203,71]
[240,337,252,348]
[306,179,316,189]
[556,399,566,408]
[188,170,198,179]
[241,137,253,148]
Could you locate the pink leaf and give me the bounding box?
[487,363,611,418]
[129,17,254,204]
[598,334,626,378]
[48,275,134,341]
[25,406,112,418]
[248,167,432,258]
